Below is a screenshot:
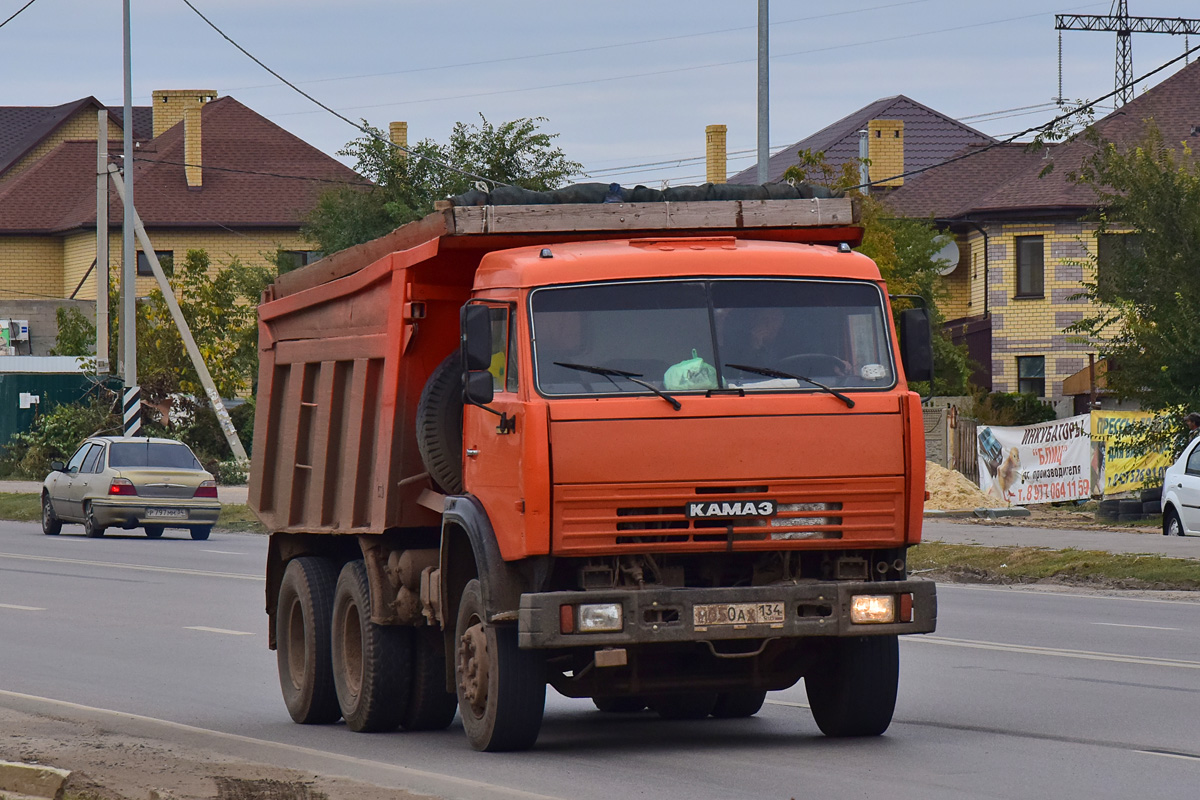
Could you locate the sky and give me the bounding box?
[3,0,1200,186]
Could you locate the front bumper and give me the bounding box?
[90,498,221,528]
[518,579,936,649]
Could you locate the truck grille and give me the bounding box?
[554,477,906,555]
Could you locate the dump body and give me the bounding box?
[250,195,937,750]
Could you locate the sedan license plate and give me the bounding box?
[693,602,785,628]
[146,508,187,520]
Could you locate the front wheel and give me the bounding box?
[144,525,165,539]
[1164,507,1185,537]
[190,526,212,541]
[41,494,61,536]
[648,692,718,720]
[711,690,767,719]
[276,556,341,724]
[592,696,647,713]
[805,635,899,737]
[402,626,458,731]
[455,578,546,751]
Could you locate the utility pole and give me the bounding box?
[756,0,769,185]
[96,110,109,375]
[121,0,140,436]
[1056,2,1200,107]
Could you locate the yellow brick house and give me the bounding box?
[0,90,364,354]
[885,60,1200,406]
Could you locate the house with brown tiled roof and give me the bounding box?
[728,94,994,190]
[0,90,364,355]
[885,59,1200,404]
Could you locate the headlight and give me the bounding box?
[577,603,624,632]
[850,594,895,624]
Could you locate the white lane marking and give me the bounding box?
[184,626,255,636]
[765,699,810,709]
[0,688,566,800]
[938,583,1200,606]
[200,549,244,555]
[909,635,1200,670]
[1138,750,1200,762]
[0,603,45,611]
[0,551,260,581]
[1092,622,1180,631]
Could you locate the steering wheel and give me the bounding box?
[778,353,850,376]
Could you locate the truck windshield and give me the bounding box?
[530,278,895,397]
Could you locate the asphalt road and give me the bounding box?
[1,520,1198,800]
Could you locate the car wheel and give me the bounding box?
[144,525,165,539]
[83,503,106,538]
[401,626,459,731]
[592,695,647,713]
[806,635,898,737]
[41,493,61,536]
[648,692,718,720]
[190,526,212,541]
[711,690,768,719]
[1164,507,1185,537]
[276,556,341,724]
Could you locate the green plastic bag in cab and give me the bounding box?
[663,349,718,391]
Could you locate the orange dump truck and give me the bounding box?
[249,191,937,752]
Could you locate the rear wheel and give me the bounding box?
[455,578,545,751]
[276,556,341,724]
[144,525,165,539]
[805,635,898,737]
[648,692,718,720]
[331,560,410,732]
[592,696,647,713]
[41,494,61,536]
[1164,507,1185,537]
[711,690,767,719]
[190,526,212,541]
[83,503,105,538]
[402,626,459,731]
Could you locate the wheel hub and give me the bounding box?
[458,622,490,714]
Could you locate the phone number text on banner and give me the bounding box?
[977,415,1091,505]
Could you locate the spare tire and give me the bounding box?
[1141,486,1163,503]
[416,353,465,495]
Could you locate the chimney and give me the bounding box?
[867,119,905,187]
[389,121,408,161]
[184,107,202,188]
[152,89,217,137]
[705,124,728,184]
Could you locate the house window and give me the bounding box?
[1015,236,1043,298]
[278,250,322,273]
[1096,233,1141,300]
[1017,356,1045,397]
[136,250,173,277]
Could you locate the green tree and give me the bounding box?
[783,155,972,395]
[1067,121,1200,454]
[304,115,582,254]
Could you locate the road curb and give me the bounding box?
[925,507,1033,520]
[0,760,71,800]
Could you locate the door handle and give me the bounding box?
[466,448,480,457]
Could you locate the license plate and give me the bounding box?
[146,508,187,519]
[693,602,785,627]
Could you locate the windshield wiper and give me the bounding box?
[553,362,682,411]
[725,363,855,408]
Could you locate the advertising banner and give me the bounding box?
[1090,411,1173,496]
[977,415,1091,505]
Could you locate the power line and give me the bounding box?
[179,0,509,189]
[131,155,370,187]
[0,0,37,30]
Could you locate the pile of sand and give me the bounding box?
[925,460,995,510]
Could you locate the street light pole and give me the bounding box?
[121,0,140,436]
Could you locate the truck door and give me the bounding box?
[462,303,527,552]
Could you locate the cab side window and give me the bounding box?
[485,306,517,393]
[80,445,103,474]
[1186,443,1200,476]
[65,444,91,474]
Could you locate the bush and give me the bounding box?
[0,392,121,479]
[969,391,1058,426]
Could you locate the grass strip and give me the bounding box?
[910,542,1200,590]
[0,492,265,534]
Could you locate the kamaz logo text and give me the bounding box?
[685,500,777,519]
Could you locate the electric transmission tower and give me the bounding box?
[1056,1,1200,106]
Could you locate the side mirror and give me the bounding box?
[899,307,934,385]
[465,370,495,406]
[461,304,492,372]
[50,460,65,473]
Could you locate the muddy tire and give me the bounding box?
[41,493,61,536]
[455,579,545,751]
[83,503,105,538]
[144,525,165,539]
[592,695,647,713]
[805,635,898,737]
[331,560,410,732]
[276,556,341,724]
[401,626,459,731]
[416,353,465,495]
[648,692,718,720]
[711,690,767,718]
